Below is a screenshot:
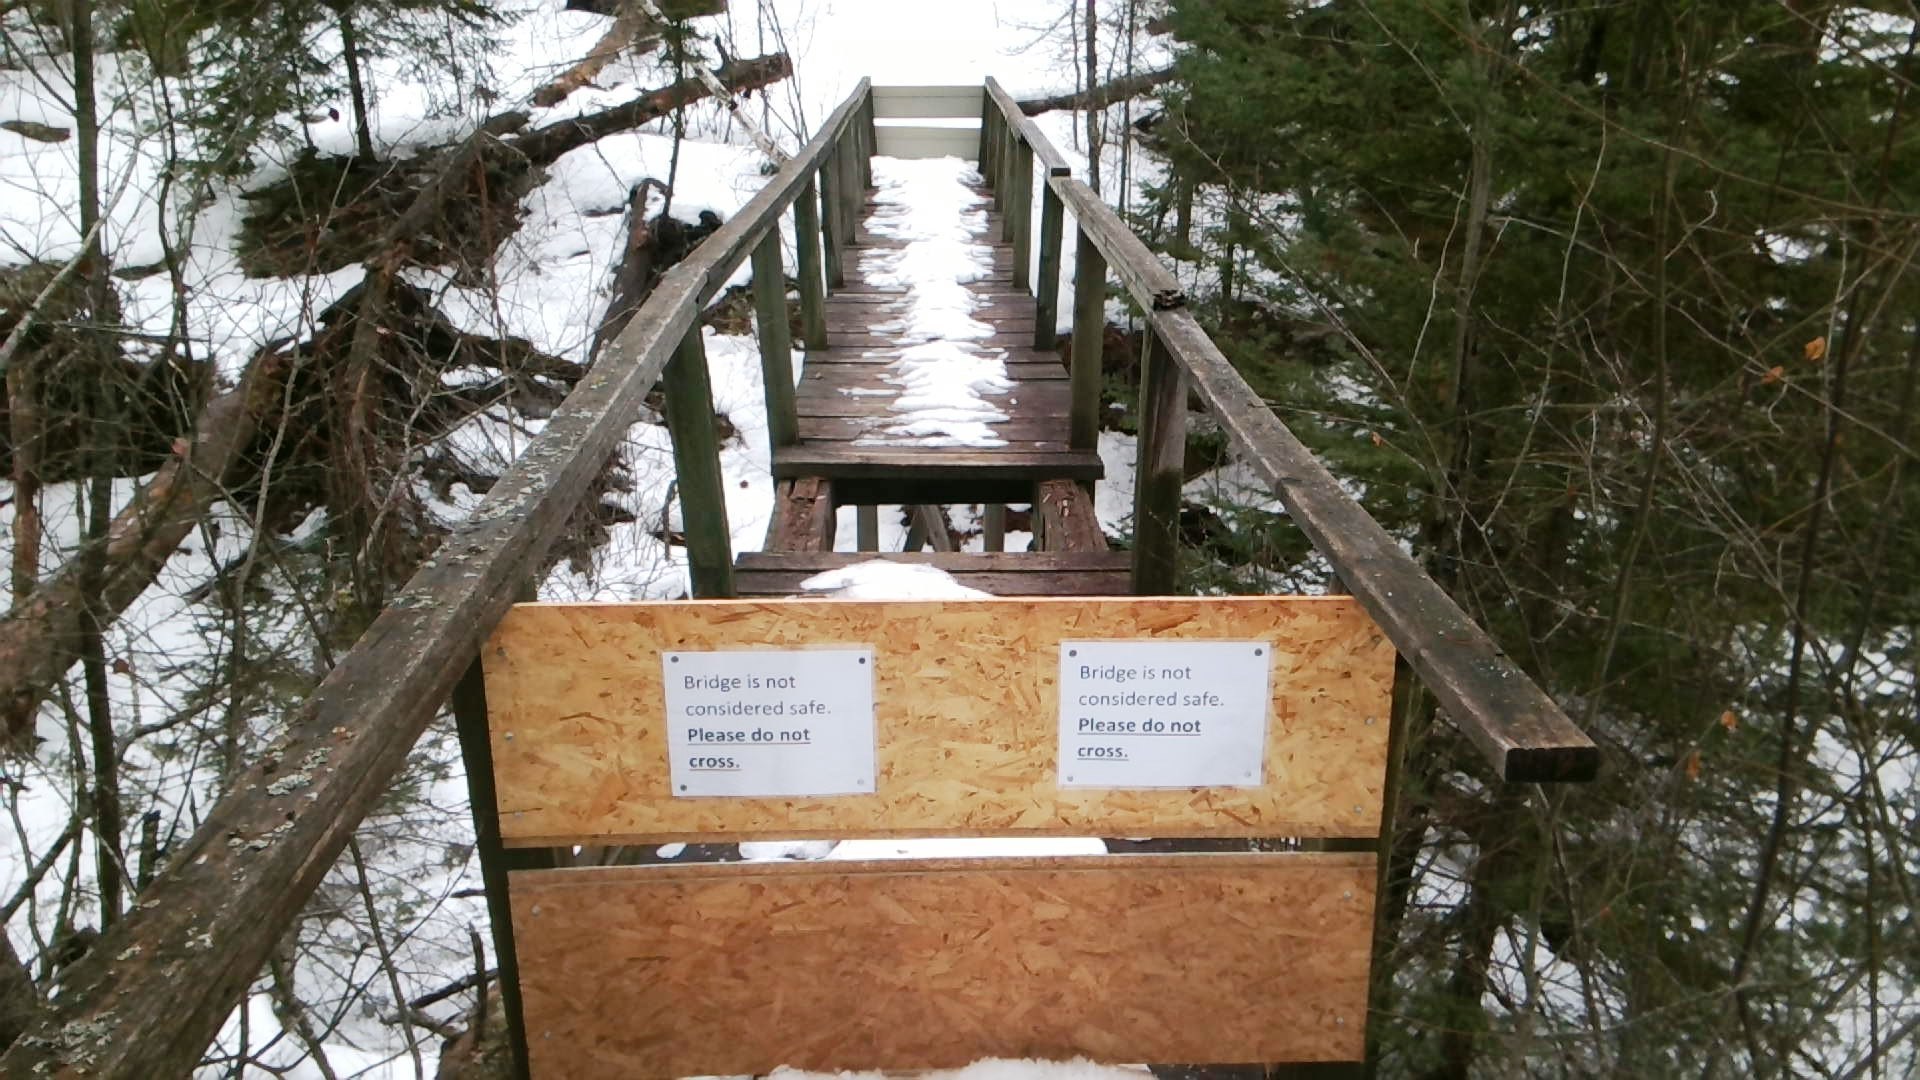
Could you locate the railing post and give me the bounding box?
[1132,327,1186,596]
[662,322,736,597]
[1011,139,1034,291]
[795,176,827,349]
[998,127,1017,237]
[820,155,845,289]
[838,131,861,247]
[1069,226,1105,451]
[452,653,558,1080]
[751,231,798,447]
[859,92,876,190]
[857,505,879,551]
[984,504,1006,552]
[1034,180,1065,348]
[978,90,997,176]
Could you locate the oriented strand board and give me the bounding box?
[485,597,1394,844]
[512,853,1375,1076]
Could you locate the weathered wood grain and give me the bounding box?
[484,596,1394,845]
[773,445,1103,483]
[762,477,836,552]
[1037,478,1108,553]
[512,853,1375,1075]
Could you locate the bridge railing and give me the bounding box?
[981,83,1598,785]
[0,80,877,1080]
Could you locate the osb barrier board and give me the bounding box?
[485,597,1394,844]
[511,853,1376,1076]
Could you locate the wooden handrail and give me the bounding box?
[1047,176,1599,784]
[0,81,878,1080]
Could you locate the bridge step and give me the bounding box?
[734,550,1132,597]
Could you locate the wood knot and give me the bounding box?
[1150,288,1186,311]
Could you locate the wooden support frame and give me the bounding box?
[1034,182,1066,348]
[820,147,844,288]
[856,504,879,550]
[1133,328,1185,595]
[661,324,736,598]
[983,503,1007,551]
[484,596,1394,844]
[1011,138,1034,290]
[512,853,1375,1077]
[794,176,827,349]
[1069,226,1107,451]
[750,232,797,447]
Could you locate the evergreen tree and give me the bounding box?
[1155,1,1919,1074]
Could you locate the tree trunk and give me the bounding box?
[1019,66,1174,115]
[1084,0,1102,194]
[337,4,376,160]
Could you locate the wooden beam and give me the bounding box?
[750,232,797,447]
[1069,225,1106,451]
[1034,182,1066,348]
[983,503,1007,551]
[1011,139,1034,291]
[512,853,1375,1075]
[1037,479,1108,553]
[820,149,844,288]
[856,504,879,551]
[1047,177,1599,783]
[985,76,1071,175]
[794,176,827,349]
[661,325,735,598]
[1132,329,1185,595]
[761,477,836,552]
[1052,176,1186,312]
[485,596,1394,845]
[872,84,984,118]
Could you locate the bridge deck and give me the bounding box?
[770,177,1104,512]
[756,166,1111,593]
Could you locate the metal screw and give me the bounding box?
[1335,1017,1345,1027]
[1364,716,1376,726]
[1353,805,1364,814]
[1343,890,1354,900]
[1254,647,1264,656]
[531,904,542,916]
[503,732,515,741]
[669,655,680,664]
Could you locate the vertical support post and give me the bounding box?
[984,504,1006,552]
[1011,140,1034,291]
[453,656,558,1080]
[751,231,797,447]
[837,131,861,247]
[1034,181,1065,349]
[795,176,827,349]
[978,91,996,173]
[1069,226,1106,451]
[820,157,845,289]
[857,505,879,551]
[1132,328,1186,596]
[662,323,736,598]
[859,93,876,190]
[999,129,1018,239]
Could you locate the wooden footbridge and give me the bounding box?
[0,82,1598,1078]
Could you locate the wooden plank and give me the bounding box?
[751,232,798,447]
[857,504,879,551]
[875,124,981,159]
[511,853,1376,1076]
[1035,183,1066,349]
[795,176,827,349]
[1049,178,1598,781]
[773,445,1103,482]
[797,417,1071,444]
[1038,479,1108,552]
[792,397,1070,421]
[734,551,1132,573]
[825,330,1040,350]
[1133,328,1186,596]
[821,150,844,288]
[873,84,985,118]
[984,503,1007,551]
[986,76,1072,175]
[1053,176,1186,312]
[1070,225,1107,450]
[762,477,836,552]
[661,325,736,598]
[738,568,1133,597]
[1012,139,1035,290]
[485,596,1394,844]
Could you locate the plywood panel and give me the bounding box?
[873,84,986,118]
[875,124,982,159]
[486,597,1394,844]
[512,853,1375,1076]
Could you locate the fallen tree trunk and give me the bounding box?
[0,54,791,743]
[1018,66,1176,115]
[531,0,727,108]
